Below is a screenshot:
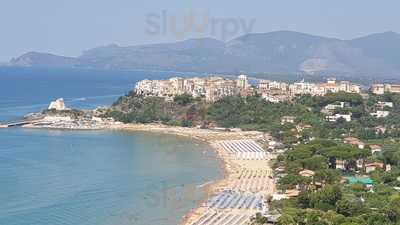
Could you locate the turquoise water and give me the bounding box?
[0,67,222,225]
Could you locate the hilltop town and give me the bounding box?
[133,75,400,124]
[135,76,362,103]
[135,75,400,103]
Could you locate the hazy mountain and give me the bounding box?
[8,31,400,78]
[10,52,78,68]
[77,38,227,72]
[349,31,400,70]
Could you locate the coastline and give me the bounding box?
[20,122,275,225]
[110,123,266,142]
[110,123,274,225]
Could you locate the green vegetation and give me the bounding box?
[42,108,84,119]
[270,184,400,225]
[105,92,400,144]
[208,95,315,131]
[268,140,400,225]
[173,93,195,106]
[206,92,400,142]
[105,92,206,126]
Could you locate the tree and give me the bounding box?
[198,104,208,122]
[314,169,341,185]
[340,222,362,225]
[301,156,328,170]
[350,183,365,193]
[287,147,314,161]
[252,213,268,225]
[362,212,391,225]
[336,199,365,217]
[320,146,362,161]
[304,210,326,225]
[278,174,311,190]
[383,148,400,167]
[277,214,296,225]
[174,94,194,106]
[386,195,400,223]
[297,191,312,208]
[321,210,346,225]
[311,185,342,211]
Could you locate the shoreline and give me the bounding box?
[110,123,274,225]
[19,122,275,225]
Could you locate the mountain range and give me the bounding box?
[8,31,400,79]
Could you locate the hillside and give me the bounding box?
[9,31,400,78]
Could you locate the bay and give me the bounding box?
[0,67,221,225]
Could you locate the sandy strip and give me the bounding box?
[108,123,275,225]
[111,123,266,142]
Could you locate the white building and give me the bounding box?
[205,78,236,102]
[169,77,185,95]
[236,75,249,90]
[372,84,385,95]
[324,102,347,111]
[372,84,400,95]
[258,79,270,92]
[370,111,390,118]
[281,116,296,124]
[43,115,72,122]
[370,145,382,154]
[326,114,352,122]
[319,78,361,95]
[48,98,67,111]
[135,80,151,95]
[289,80,317,96]
[339,81,361,93]
[377,101,394,108]
[269,81,288,91]
[262,93,288,103]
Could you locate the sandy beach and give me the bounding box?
[112,123,267,142]
[111,123,276,225]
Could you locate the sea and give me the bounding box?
[0,67,223,225]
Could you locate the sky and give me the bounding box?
[1,0,400,61]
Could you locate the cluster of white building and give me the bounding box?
[369,101,393,118]
[259,78,361,103]
[135,75,251,102]
[372,84,400,95]
[135,75,362,103]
